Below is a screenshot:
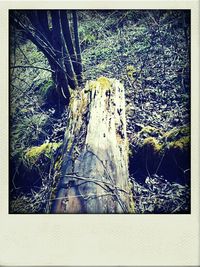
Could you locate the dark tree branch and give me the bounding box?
[72,11,83,85]
[10,65,54,73]
[60,11,79,78]
[37,10,51,40]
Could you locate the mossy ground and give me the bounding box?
[134,124,190,154]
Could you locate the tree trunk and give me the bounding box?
[10,10,83,105]
[50,77,134,213]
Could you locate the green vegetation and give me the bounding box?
[25,142,62,166]
[140,125,163,138]
[169,136,190,151]
[40,80,55,99]
[132,124,190,161]
[126,65,137,80]
[164,126,190,141]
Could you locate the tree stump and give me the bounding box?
[51,77,134,213]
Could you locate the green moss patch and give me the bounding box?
[40,80,54,97]
[133,124,190,154]
[25,142,62,166]
[140,125,163,138]
[143,137,163,154]
[87,77,112,91]
[168,136,190,151]
[163,126,190,142]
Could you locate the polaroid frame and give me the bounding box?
[0,0,199,266]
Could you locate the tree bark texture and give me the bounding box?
[50,77,134,213]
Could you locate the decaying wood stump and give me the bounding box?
[51,77,134,213]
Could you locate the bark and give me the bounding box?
[60,11,79,77]
[72,11,83,85]
[37,11,51,40]
[50,78,134,213]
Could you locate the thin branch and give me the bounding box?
[10,65,54,73]
[155,150,166,174]
[63,173,129,195]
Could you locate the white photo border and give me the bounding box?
[0,1,199,266]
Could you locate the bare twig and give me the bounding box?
[10,65,54,73]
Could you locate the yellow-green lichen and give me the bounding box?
[126,65,137,79]
[69,89,88,116]
[169,136,190,151]
[87,77,111,91]
[87,81,96,91]
[125,139,132,157]
[69,87,76,98]
[69,96,75,111]
[143,137,163,153]
[128,196,135,213]
[97,77,111,89]
[25,142,62,165]
[79,90,88,113]
[127,65,136,71]
[66,137,74,152]
[140,125,163,136]
[54,155,62,170]
[164,126,190,141]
